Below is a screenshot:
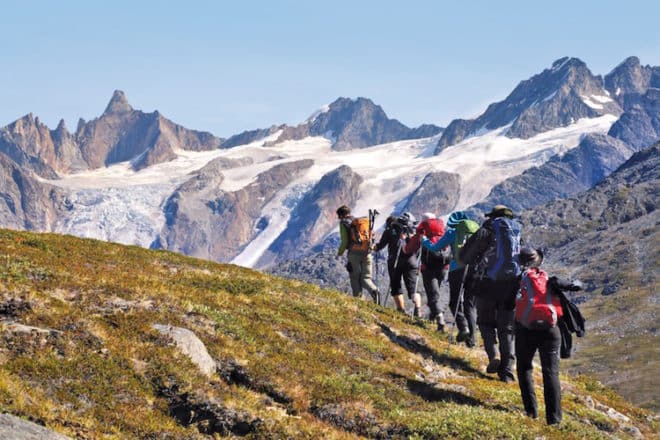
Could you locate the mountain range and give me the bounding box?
[0,55,658,407]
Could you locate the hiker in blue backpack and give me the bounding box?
[336,205,380,302]
[421,211,479,346]
[460,205,522,383]
[514,247,581,425]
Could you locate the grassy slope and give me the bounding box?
[0,229,655,439]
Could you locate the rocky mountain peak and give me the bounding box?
[104,90,133,115]
[605,56,652,99]
[435,56,620,152]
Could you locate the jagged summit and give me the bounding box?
[268,96,442,150]
[435,56,621,152]
[103,89,133,114]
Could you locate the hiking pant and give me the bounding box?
[515,323,562,425]
[448,268,476,343]
[388,259,417,299]
[347,251,379,299]
[422,265,445,320]
[476,278,519,380]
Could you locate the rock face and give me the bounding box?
[401,171,461,216]
[0,114,85,178]
[268,97,442,150]
[604,56,659,103]
[221,125,285,148]
[157,159,314,262]
[263,165,364,264]
[522,142,658,249]
[0,413,72,440]
[0,152,67,230]
[436,57,622,152]
[608,87,660,149]
[470,134,634,215]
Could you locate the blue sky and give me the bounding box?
[1,0,659,137]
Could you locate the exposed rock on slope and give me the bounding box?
[262,165,363,264]
[402,171,461,216]
[0,152,67,230]
[470,134,634,214]
[158,159,314,262]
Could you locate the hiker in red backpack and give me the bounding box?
[460,205,522,382]
[422,211,479,344]
[515,247,580,425]
[403,213,448,327]
[336,205,380,302]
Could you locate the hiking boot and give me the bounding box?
[486,358,500,374]
[413,307,423,318]
[456,331,470,343]
[498,373,515,384]
[465,337,476,348]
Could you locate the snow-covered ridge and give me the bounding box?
[41,115,617,266]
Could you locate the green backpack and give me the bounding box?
[453,219,480,265]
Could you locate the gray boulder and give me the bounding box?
[152,324,216,377]
[0,413,71,440]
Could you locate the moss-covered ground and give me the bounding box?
[0,229,656,439]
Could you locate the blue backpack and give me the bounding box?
[485,217,521,281]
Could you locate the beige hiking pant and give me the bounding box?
[347,251,379,299]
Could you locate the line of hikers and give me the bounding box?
[336,204,585,426]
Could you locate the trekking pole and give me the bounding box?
[410,248,423,318]
[448,264,469,344]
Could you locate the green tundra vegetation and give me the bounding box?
[0,229,655,439]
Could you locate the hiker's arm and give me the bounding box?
[374,228,389,252]
[423,229,454,251]
[337,223,349,256]
[549,276,583,292]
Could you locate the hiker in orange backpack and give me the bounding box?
[514,247,580,425]
[336,205,380,303]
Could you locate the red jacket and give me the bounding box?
[404,218,445,271]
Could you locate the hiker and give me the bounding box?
[375,213,419,314]
[403,212,448,329]
[514,247,582,425]
[460,205,522,382]
[421,211,479,345]
[336,205,380,302]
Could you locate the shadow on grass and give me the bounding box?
[378,322,489,379]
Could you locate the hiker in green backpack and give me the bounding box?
[421,211,479,345]
[336,205,380,302]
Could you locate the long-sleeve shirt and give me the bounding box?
[422,228,461,272]
[337,219,351,256]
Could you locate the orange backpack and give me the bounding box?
[348,217,371,252]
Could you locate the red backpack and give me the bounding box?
[515,268,563,330]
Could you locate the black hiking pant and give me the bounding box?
[422,265,445,320]
[388,259,417,298]
[448,268,476,343]
[475,278,519,381]
[515,323,562,425]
